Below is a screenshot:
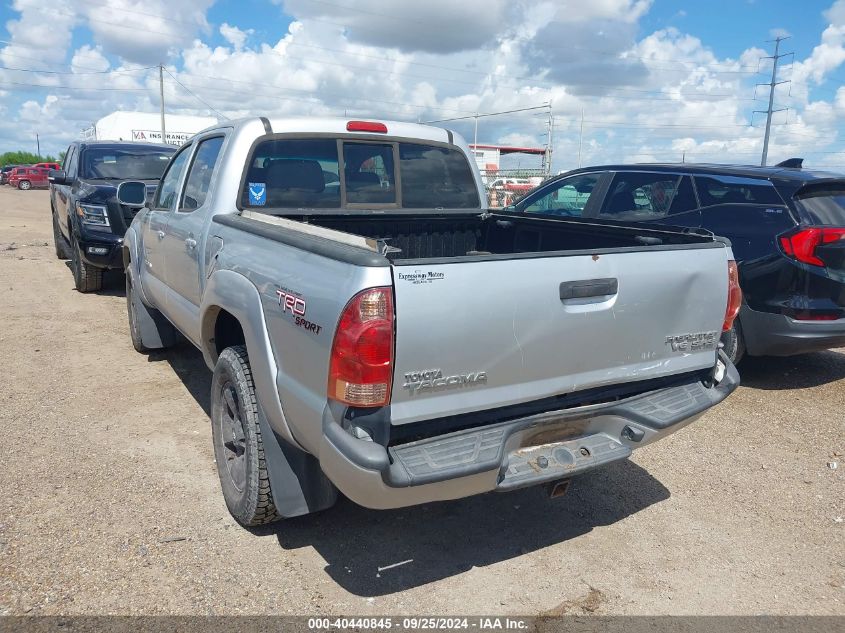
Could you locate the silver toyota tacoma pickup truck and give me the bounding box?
[118,117,741,526]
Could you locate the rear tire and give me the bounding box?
[70,233,103,292]
[211,345,281,527]
[720,320,745,365]
[52,212,69,259]
[18,180,31,190]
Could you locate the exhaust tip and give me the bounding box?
[546,479,571,499]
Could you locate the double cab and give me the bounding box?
[118,117,740,526]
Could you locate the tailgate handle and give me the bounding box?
[560,278,618,300]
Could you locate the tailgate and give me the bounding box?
[390,245,728,425]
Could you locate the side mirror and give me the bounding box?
[48,169,67,185]
[117,180,149,207]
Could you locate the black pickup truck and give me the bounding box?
[50,140,175,291]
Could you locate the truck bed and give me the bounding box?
[308,212,714,261]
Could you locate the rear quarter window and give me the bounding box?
[695,175,784,207]
[793,187,845,225]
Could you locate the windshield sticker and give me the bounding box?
[248,182,266,206]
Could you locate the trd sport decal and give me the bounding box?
[275,288,323,335]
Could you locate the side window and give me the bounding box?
[62,146,74,171]
[154,145,192,210]
[65,147,78,178]
[694,175,783,207]
[523,173,601,217]
[600,173,683,220]
[179,136,224,211]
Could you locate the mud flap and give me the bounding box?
[128,270,178,349]
[256,402,338,517]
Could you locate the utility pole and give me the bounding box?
[577,108,584,168]
[756,37,791,167]
[36,133,40,159]
[159,64,167,144]
[473,112,479,150]
[544,104,554,177]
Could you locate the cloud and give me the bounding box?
[76,0,215,65]
[2,0,845,172]
[71,45,110,73]
[220,23,253,50]
[1,0,77,70]
[277,0,516,53]
[546,0,652,24]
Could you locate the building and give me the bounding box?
[468,143,548,208]
[468,143,548,180]
[82,111,218,146]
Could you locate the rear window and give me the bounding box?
[794,188,845,225]
[241,137,479,211]
[695,175,783,207]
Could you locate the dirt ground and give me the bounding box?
[0,187,842,616]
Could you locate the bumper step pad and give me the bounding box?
[497,434,631,490]
[390,427,507,485]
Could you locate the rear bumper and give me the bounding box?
[740,305,845,356]
[318,355,739,510]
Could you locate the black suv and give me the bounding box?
[508,159,845,362]
[50,141,175,292]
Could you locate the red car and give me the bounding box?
[8,166,49,190]
[34,162,60,171]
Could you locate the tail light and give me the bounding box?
[779,227,845,267]
[328,287,394,407]
[723,260,742,332]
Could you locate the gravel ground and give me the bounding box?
[0,187,842,616]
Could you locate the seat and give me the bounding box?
[346,171,381,190]
[720,190,748,204]
[266,159,325,192]
[346,170,393,203]
[261,159,326,207]
[605,190,636,215]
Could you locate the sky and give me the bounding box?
[1,0,845,172]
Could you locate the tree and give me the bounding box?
[0,150,60,166]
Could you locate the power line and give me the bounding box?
[0,64,155,76]
[163,68,229,120]
[162,70,477,114]
[423,104,550,124]
[0,79,147,91]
